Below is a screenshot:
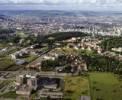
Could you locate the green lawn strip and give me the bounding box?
[0,56,15,70]
[24,55,38,63]
[0,54,37,71]
[0,47,19,57]
[0,80,16,99]
[0,43,9,49]
[64,76,90,100]
[89,72,122,100]
[6,65,24,71]
[0,91,17,99]
[0,81,11,89]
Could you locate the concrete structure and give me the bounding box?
[15,74,64,99]
[80,96,91,100]
[16,74,38,96]
[27,76,38,90]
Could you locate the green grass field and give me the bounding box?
[23,54,38,63]
[0,91,17,99]
[89,72,122,100]
[64,76,90,100]
[64,73,122,100]
[0,43,9,49]
[0,56,15,70]
[0,56,25,71]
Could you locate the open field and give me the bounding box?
[0,91,17,99]
[0,57,15,71]
[64,76,90,100]
[89,72,122,100]
[64,73,122,100]
[0,80,16,99]
[0,43,9,49]
[0,56,26,71]
[23,54,38,63]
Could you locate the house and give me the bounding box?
[10,54,16,60]
[15,59,26,65]
[112,47,122,53]
[43,55,56,60]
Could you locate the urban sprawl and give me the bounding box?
[0,11,122,100]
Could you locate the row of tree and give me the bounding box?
[80,51,122,75]
[101,37,122,51]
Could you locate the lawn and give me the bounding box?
[89,72,122,100]
[0,56,15,71]
[0,81,23,99]
[0,47,20,57]
[0,91,17,99]
[23,54,38,63]
[64,76,90,100]
[0,80,12,90]
[0,43,9,49]
[0,56,24,71]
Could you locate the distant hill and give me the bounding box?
[0,10,122,17]
[0,14,13,21]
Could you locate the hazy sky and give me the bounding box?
[0,0,122,11]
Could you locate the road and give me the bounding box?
[0,70,69,81]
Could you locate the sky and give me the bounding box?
[0,0,122,11]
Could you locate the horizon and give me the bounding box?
[0,5,121,12]
[0,0,122,11]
